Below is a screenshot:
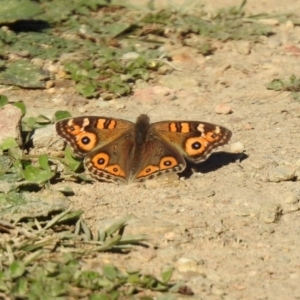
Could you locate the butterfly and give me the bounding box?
[55,114,232,183]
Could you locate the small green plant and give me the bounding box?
[267,74,300,101]
[0,103,89,186]
[0,0,279,97]
[64,54,160,98]
[0,212,192,299]
[1,137,55,186]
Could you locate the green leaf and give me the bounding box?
[0,60,48,88]
[38,154,51,171]
[64,146,82,172]
[8,147,22,160]
[55,110,72,121]
[0,155,12,175]
[0,0,43,23]
[22,116,37,130]
[102,264,119,280]
[76,83,97,98]
[89,293,111,300]
[104,216,131,236]
[23,165,54,183]
[291,92,300,101]
[0,95,8,107]
[12,158,23,173]
[11,277,28,297]
[266,79,284,91]
[161,267,173,283]
[0,137,18,150]
[55,186,74,196]
[13,102,26,115]
[9,261,26,279]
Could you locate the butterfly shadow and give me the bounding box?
[180,151,248,179]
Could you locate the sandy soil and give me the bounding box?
[3,0,300,299]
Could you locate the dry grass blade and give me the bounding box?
[0,208,190,298]
[41,207,74,230]
[34,218,42,231]
[105,216,131,236]
[20,236,58,252]
[92,235,123,252]
[79,218,92,241]
[6,244,14,264]
[23,250,44,265]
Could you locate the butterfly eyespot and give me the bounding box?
[82,136,90,145]
[185,137,205,156]
[92,153,109,168]
[106,164,126,177]
[163,160,172,166]
[77,132,97,151]
[97,158,105,165]
[160,157,177,169]
[137,165,159,178]
[191,141,201,149]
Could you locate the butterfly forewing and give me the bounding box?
[151,120,232,163]
[56,116,134,157]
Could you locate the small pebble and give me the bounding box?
[31,58,44,67]
[268,166,296,182]
[285,192,300,204]
[47,87,56,94]
[7,53,20,61]
[78,107,87,114]
[45,80,55,89]
[51,95,65,104]
[230,142,244,154]
[101,93,113,101]
[46,64,59,73]
[285,20,294,30]
[122,52,140,60]
[56,69,67,78]
[176,257,199,273]
[244,123,254,130]
[215,103,232,114]
[164,231,176,241]
[235,41,251,55]
[281,191,300,214]
[259,203,282,224]
[157,65,172,75]
[211,286,225,296]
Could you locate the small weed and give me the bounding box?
[0,212,192,299]
[0,0,279,97]
[267,74,300,101]
[0,102,89,187]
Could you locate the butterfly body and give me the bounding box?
[56,114,232,184]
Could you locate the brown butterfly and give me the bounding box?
[56,114,232,183]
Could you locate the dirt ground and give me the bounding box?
[3,0,300,299]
